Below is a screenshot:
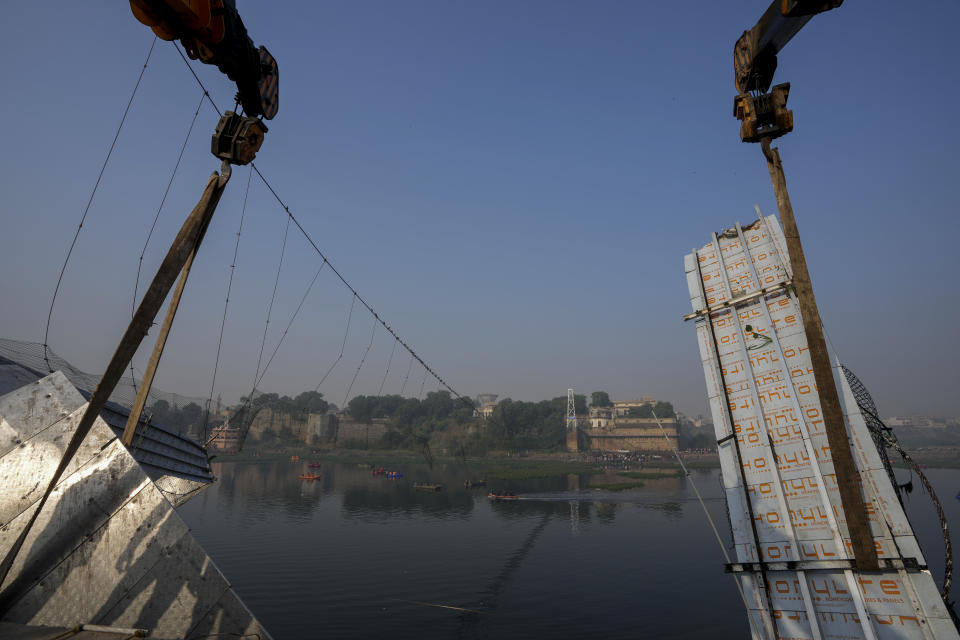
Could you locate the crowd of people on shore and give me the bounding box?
[592,451,662,469]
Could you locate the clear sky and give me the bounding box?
[1,2,957,418]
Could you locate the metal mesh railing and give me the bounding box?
[0,338,207,415]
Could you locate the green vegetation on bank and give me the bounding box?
[335,391,594,454]
[192,385,701,460]
[617,470,683,479]
[479,459,597,480]
[591,481,646,491]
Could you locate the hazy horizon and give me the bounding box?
[2,2,958,419]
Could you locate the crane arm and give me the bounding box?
[734,0,843,95]
[732,1,842,143]
[130,0,278,120]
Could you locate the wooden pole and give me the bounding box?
[0,163,232,598]
[121,166,230,446]
[759,137,878,571]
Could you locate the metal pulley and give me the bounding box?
[211,111,267,165]
[733,83,793,143]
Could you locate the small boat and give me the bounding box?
[298,473,321,480]
[308,462,321,468]
[414,482,443,491]
[464,480,486,488]
[487,491,519,501]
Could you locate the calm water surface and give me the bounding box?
[177,461,960,639]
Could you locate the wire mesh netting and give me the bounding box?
[0,338,208,415]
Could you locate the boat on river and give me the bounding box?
[298,473,321,480]
[413,482,443,491]
[487,492,519,501]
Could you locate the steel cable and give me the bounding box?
[343,316,377,407]
[257,262,327,390]
[314,294,356,393]
[44,37,157,371]
[400,353,415,396]
[201,166,253,443]
[129,90,206,395]
[378,339,398,396]
[253,215,291,390]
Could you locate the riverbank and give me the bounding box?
[211,447,725,480]
[209,444,959,475]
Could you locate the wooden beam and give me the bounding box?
[0,164,231,598]
[759,137,878,571]
[121,168,227,446]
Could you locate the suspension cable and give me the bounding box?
[378,339,398,396]
[314,294,356,393]
[857,403,953,603]
[400,353,415,396]
[252,215,291,389]
[44,37,157,371]
[173,45,473,408]
[129,89,206,395]
[417,367,428,401]
[133,90,205,316]
[257,262,327,390]
[650,410,753,617]
[343,316,376,407]
[201,165,253,443]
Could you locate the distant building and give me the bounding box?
[572,396,678,452]
[475,393,498,420]
[588,405,613,429]
[209,424,241,454]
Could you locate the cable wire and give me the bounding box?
[343,316,376,407]
[201,165,253,443]
[172,49,471,407]
[253,215,291,389]
[257,262,327,390]
[400,353,415,396]
[417,366,428,401]
[378,339,397,396]
[132,90,205,316]
[314,294,356,392]
[650,410,753,619]
[129,89,206,395]
[44,37,157,371]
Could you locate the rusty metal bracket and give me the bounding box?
[212,111,267,165]
[734,84,793,143]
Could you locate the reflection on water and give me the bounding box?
[178,461,960,639]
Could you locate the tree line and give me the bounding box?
[150,387,686,454]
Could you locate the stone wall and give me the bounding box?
[246,408,296,441]
[246,408,338,445]
[335,417,389,447]
[579,416,679,452]
[585,430,678,452]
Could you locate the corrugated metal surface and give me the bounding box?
[0,343,213,507]
[0,372,271,640]
[685,215,957,639]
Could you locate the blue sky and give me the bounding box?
[1,1,957,417]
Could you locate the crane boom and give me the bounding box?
[130,0,278,120]
[734,0,843,95]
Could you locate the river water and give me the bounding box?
[177,461,959,639]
